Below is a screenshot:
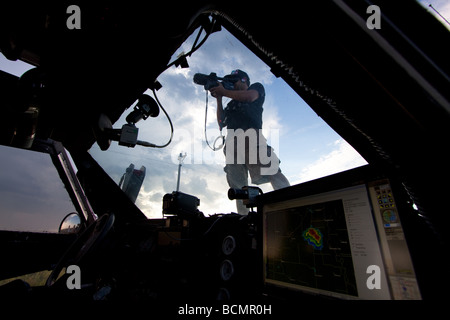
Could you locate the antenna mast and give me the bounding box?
[176,152,187,192]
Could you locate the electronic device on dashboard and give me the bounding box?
[260,165,421,300]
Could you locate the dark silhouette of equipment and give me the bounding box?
[118,164,146,203]
[193,72,239,90]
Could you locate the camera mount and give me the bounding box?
[96,92,172,150]
[126,94,160,124]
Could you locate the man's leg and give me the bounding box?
[248,136,290,190]
[270,169,291,190]
[224,164,249,215]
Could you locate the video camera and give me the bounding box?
[193,72,240,90]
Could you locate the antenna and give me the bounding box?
[429,4,450,26]
[176,152,187,192]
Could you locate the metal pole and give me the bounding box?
[176,161,182,192]
[176,152,186,192]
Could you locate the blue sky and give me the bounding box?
[1,1,449,220]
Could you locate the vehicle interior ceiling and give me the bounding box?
[1,1,449,298]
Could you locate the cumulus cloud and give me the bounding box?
[294,139,368,184]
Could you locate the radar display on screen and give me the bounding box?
[265,199,358,297]
[263,184,392,300]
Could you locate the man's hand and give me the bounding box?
[209,82,226,99]
[211,82,259,102]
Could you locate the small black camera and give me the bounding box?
[193,72,239,91]
[126,94,160,124]
[228,186,263,208]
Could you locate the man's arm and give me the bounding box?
[222,88,259,102]
[210,83,259,102]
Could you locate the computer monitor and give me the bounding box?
[262,167,421,300]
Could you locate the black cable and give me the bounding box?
[152,88,174,148]
[165,15,218,71]
[136,88,174,148]
[137,14,219,149]
[204,91,225,151]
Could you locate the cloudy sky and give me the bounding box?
[1,1,449,229]
[0,145,76,232]
[94,0,449,218]
[88,20,368,217]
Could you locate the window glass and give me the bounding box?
[0,145,77,233]
[0,54,34,76]
[89,27,367,218]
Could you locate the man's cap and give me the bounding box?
[229,69,250,86]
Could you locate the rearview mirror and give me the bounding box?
[59,212,83,234]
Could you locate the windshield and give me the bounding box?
[0,144,78,232]
[89,27,367,218]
